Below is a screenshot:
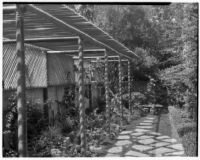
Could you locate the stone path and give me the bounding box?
[104,115,185,157]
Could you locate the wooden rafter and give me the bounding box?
[3,36,79,44]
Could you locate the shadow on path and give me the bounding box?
[103,114,185,157]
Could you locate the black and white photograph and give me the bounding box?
[2,0,198,157]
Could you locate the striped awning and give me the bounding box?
[3,4,138,60]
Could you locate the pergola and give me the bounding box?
[3,4,139,156]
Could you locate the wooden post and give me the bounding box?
[104,50,110,134]
[78,37,85,155]
[16,5,27,157]
[43,51,49,123]
[128,60,132,114]
[118,57,123,128]
[88,61,92,109]
[88,83,92,109]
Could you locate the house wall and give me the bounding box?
[47,86,65,122]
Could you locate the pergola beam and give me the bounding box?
[26,4,135,60]
[73,55,120,59]
[91,59,128,62]
[3,36,79,44]
[3,5,16,14]
[47,49,105,54]
[47,50,128,59]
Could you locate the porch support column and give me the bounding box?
[16,5,27,157]
[104,50,110,134]
[78,37,85,155]
[128,60,132,114]
[118,57,123,128]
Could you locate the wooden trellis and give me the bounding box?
[3,4,139,157]
[104,50,110,134]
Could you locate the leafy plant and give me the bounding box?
[182,131,197,156]
[177,123,197,137]
[3,93,46,157]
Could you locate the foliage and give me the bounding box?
[3,93,46,157]
[74,4,197,119]
[158,4,198,118]
[177,123,197,137]
[58,84,79,133]
[27,103,47,140]
[169,106,197,156]
[132,92,147,105]
[3,94,18,156]
[145,77,156,104]
[182,131,197,156]
[61,84,76,112]
[134,48,158,76]
[30,125,62,157]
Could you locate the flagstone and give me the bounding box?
[137,126,153,129]
[107,146,123,153]
[146,117,155,120]
[143,120,154,123]
[120,131,133,134]
[139,122,152,125]
[105,153,120,157]
[135,129,150,132]
[156,135,170,140]
[132,144,153,151]
[131,137,138,141]
[137,135,154,139]
[115,140,132,146]
[103,115,185,157]
[148,147,175,155]
[167,143,184,150]
[125,150,150,157]
[162,138,177,143]
[150,142,170,147]
[138,138,158,145]
[131,132,144,136]
[117,135,130,140]
[148,131,161,136]
[164,151,185,156]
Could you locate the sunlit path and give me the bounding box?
[105,115,185,157]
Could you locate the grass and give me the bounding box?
[168,106,197,156]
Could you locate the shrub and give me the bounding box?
[61,117,75,133]
[31,125,63,157]
[177,123,197,137]
[182,131,197,156]
[27,103,47,140]
[132,92,147,104]
[169,106,197,157]
[3,93,46,157]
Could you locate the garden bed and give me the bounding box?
[168,106,197,156]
